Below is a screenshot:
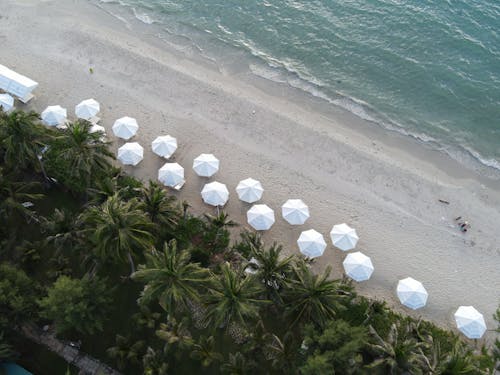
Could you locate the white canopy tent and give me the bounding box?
[281,199,310,225]
[0,93,14,112]
[247,204,275,231]
[297,229,327,259]
[89,124,106,134]
[396,277,428,310]
[201,181,229,207]
[330,223,359,251]
[0,64,38,102]
[158,163,185,188]
[454,306,487,339]
[41,105,67,127]
[193,153,219,177]
[342,252,374,282]
[75,98,100,121]
[117,142,144,166]
[112,116,139,140]
[236,178,264,203]
[152,135,178,159]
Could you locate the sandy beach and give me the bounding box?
[1,0,499,340]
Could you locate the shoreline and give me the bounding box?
[2,0,499,341]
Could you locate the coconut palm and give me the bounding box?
[132,239,209,313]
[283,262,351,328]
[367,322,427,374]
[155,316,193,354]
[266,332,299,373]
[138,181,179,231]
[221,352,257,375]
[204,263,268,330]
[0,109,50,171]
[190,335,223,368]
[82,195,154,274]
[142,347,169,375]
[106,335,145,371]
[202,212,238,256]
[44,120,114,193]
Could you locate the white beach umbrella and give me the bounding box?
[75,98,100,120]
[297,229,327,259]
[330,223,359,251]
[41,105,67,126]
[152,135,178,158]
[454,306,487,339]
[281,199,310,225]
[0,93,14,111]
[247,204,275,231]
[117,142,143,166]
[158,162,184,187]
[89,124,106,134]
[112,116,139,140]
[342,251,374,282]
[397,277,428,310]
[201,181,229,207]
[236,178,264,203]
[193,153,219,177]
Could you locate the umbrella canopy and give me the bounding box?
[330,223,359,251]
[75,98,100,120]
[41,105,67,126]
[342,252,374,282]
[193,153,219,177]
[89,124,106,134]
[0,93,14,111]
[201,181,229,206]
[281,199,310,225]
[152,135,178,158]
[454,306,487,339]
[236,178,264,203]
[158,162,184,187]
[247,204,275,231]
[297,229,327,258]
[112,116,139,140]
[397,277,428,310]
[117,142,143,166]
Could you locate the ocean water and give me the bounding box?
[95,0,500,174]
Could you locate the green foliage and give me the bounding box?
[190,335,223,368]
[138,181,179,232]
[0,263,38,329]
[301,319,367,374]
[106,334,145,371]
[132,240,209,313]
[142,347,169,375]
[220,352,257,375]
[38,276,113,335]
[0,331,18,362]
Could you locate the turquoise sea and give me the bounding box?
[96,0,500,174]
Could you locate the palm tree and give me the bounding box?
[42,208,80,254]
[190,335,223,368]
[0,109,50,172]
[142,347,169,375]
[106,335,145,371]
[283,262,351,328]
[82,195,154,274]
[204,263,268,330]
[132,240,209,313]
[221,352,257,375]
[248,242,294,302]
[44,120,114,193]
[155,316,194,354]
[266,332,298,373]
[367,322,427,374]
[0,331,18,362]
[138,181,179,230]
[202,212,238,257]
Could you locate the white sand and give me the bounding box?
[2,0,499,341]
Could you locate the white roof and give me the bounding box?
[454,306,487,339]
[41,105,67,126]
[158,162,184,187]
[193,153,219,177]
[0,64,38,88]
[297,229,327,258]
[89,124,106,134]
[117,142,144,166]
[236,178,264,203]
[75,98,100,120]
[282,199,310,225]
[0,64,38,100]
[112,116,139,140]
[330,223,359,251]
[152,135,178,158]
[247,204,275,231]
[342,251,374,282]
[0,93,14,111]
[201,181,229,206]
[396,277,428,310]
